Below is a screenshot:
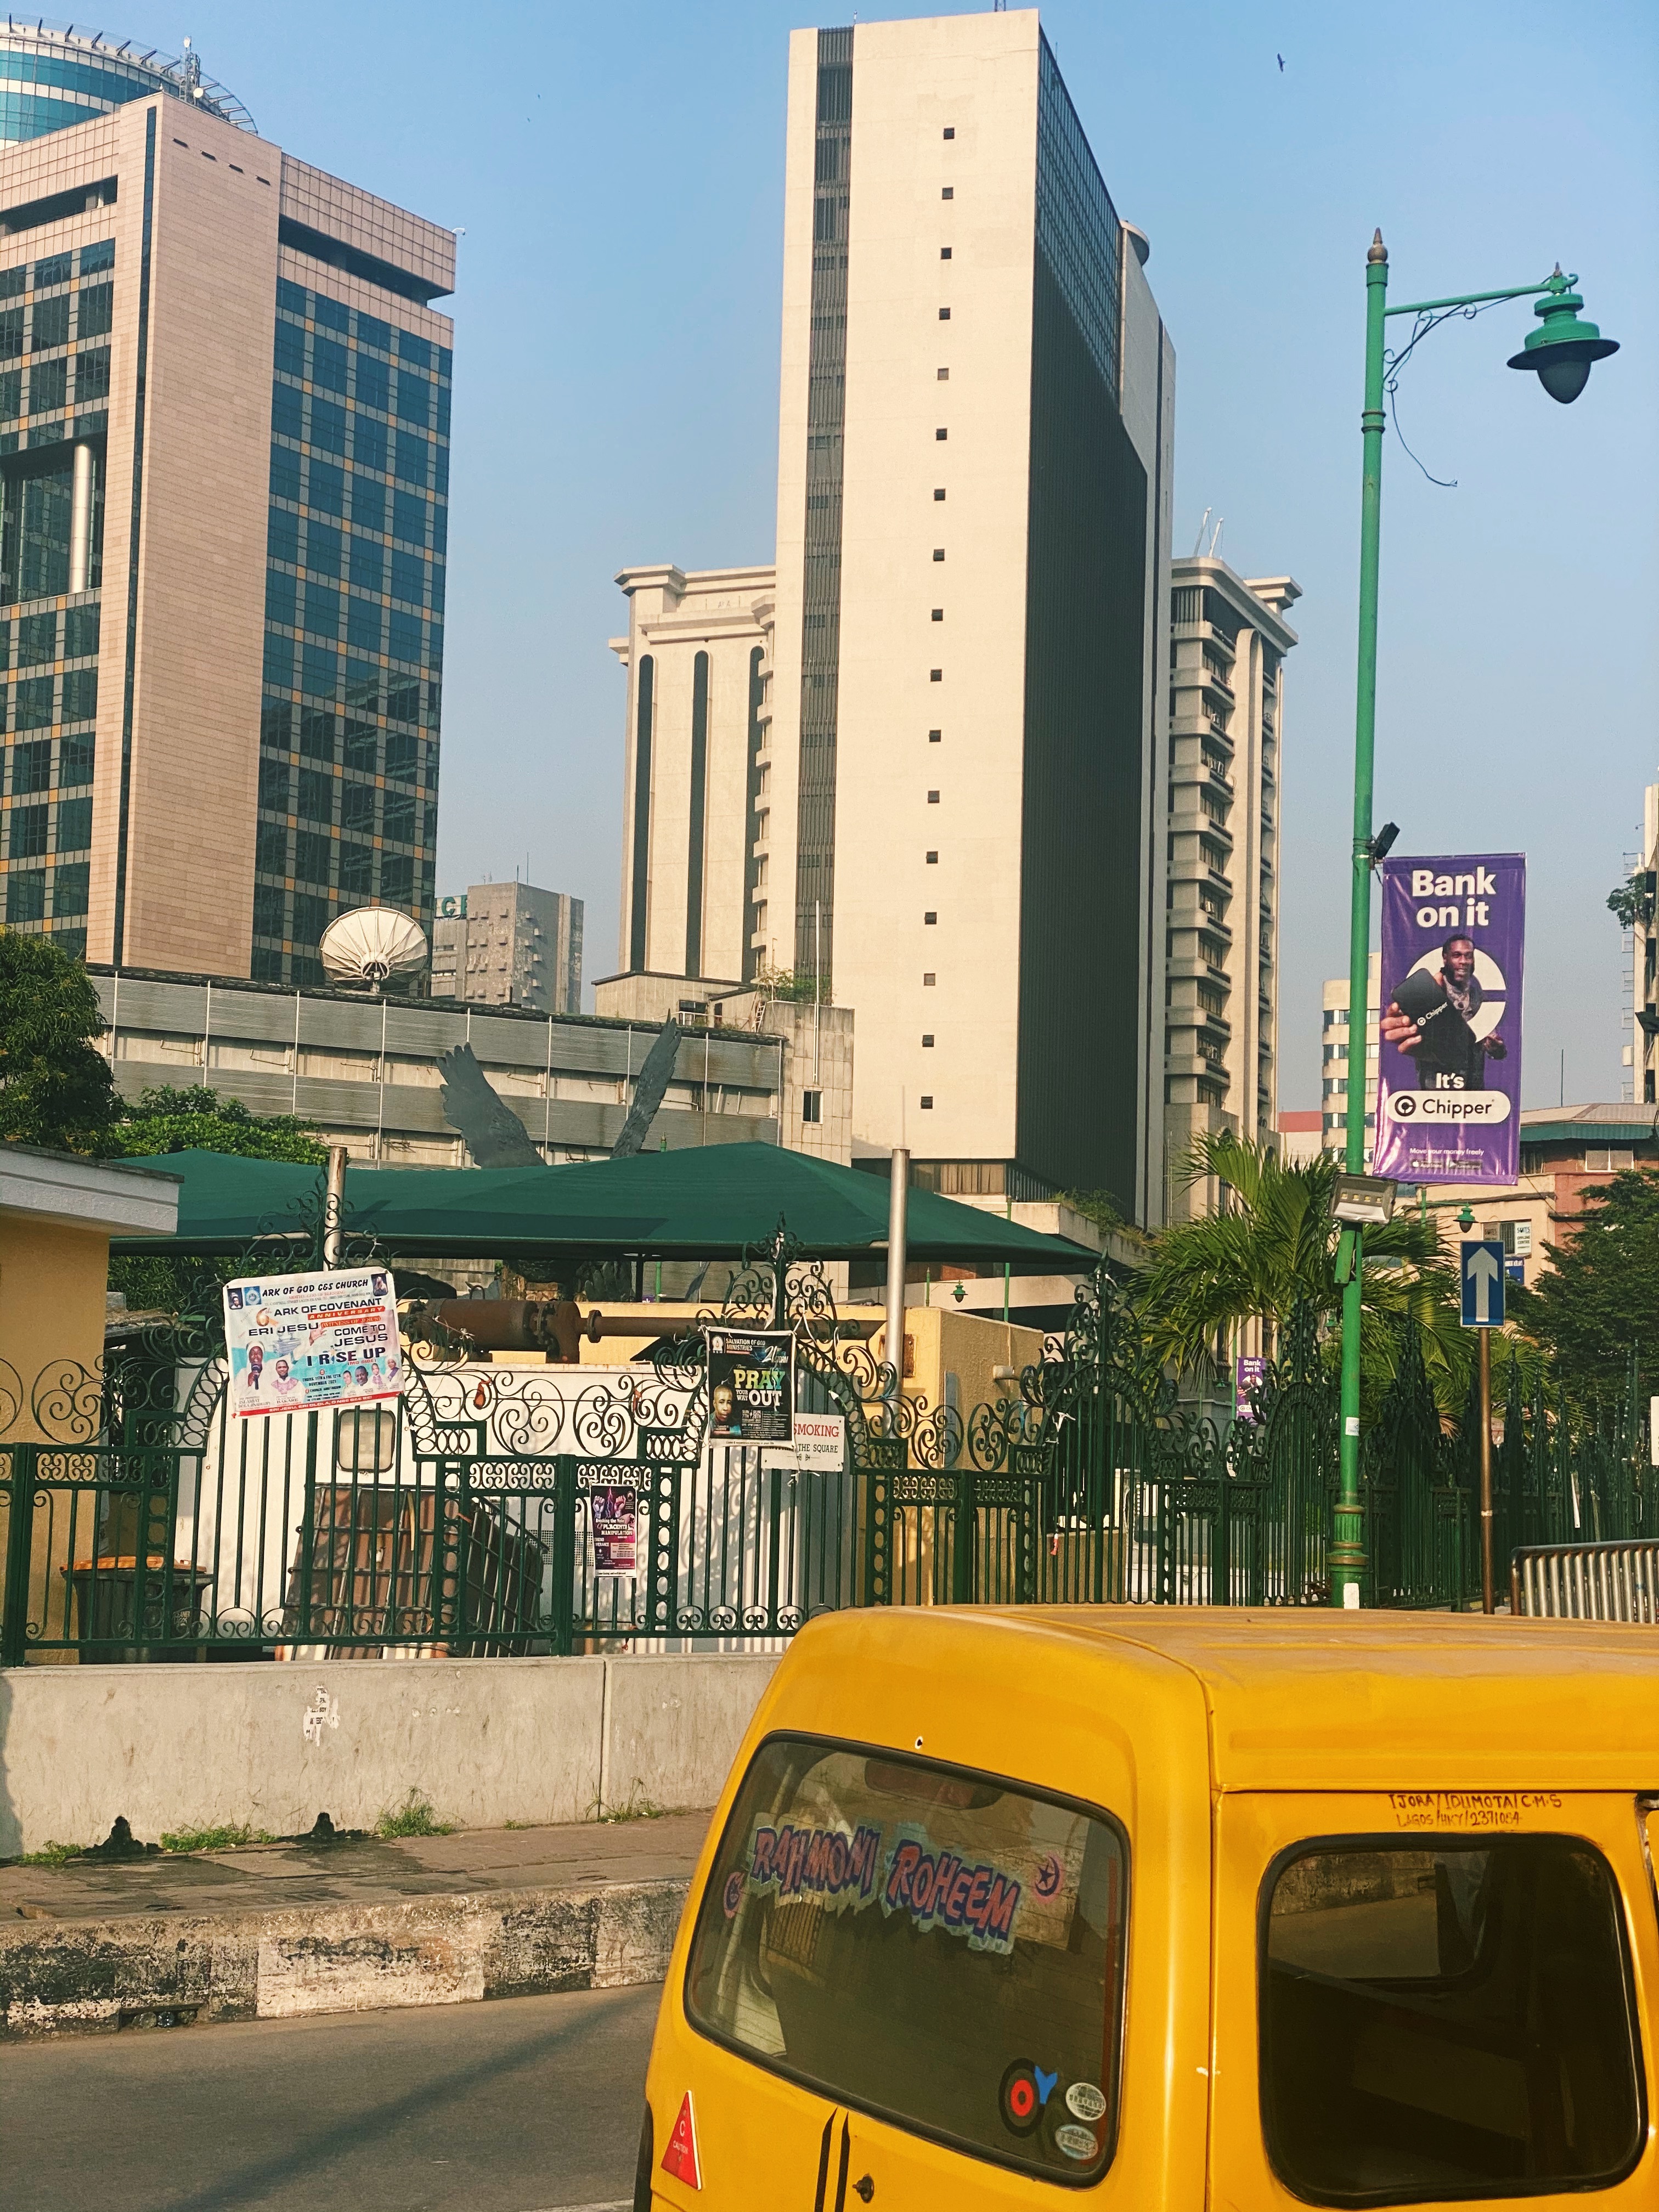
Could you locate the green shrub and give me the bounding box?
[375,1791,455,1838]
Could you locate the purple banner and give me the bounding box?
[1373,853,1525,1186]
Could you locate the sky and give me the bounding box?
[119,1,1658,1110]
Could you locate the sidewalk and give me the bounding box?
[1,1810,710,2040]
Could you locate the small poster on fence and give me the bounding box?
[706,1328,795,1443]
[590,1486,640,1578]
[222,1267,404,1420]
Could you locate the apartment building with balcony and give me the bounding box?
[1322,953,1380,1164]
[431,879,583,1015]
[1163,556,1298,1210]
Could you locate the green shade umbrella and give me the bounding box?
[110,1143,1097,1269]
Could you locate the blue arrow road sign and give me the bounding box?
[1461,1240,1506,1328]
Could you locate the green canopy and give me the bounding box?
[109,1143,1096,1269]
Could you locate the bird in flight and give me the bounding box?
[1277,53,1285,70]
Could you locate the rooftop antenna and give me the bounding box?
[1192,507,1211,557]
[1207,515,1224,558]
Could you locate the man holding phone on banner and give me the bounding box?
[1380,933,1507,1091]
[1373,853,1525,1187]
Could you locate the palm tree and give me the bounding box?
[1133,1132,1480,1413]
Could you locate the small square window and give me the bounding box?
[933,488,946,500]
[943,127,955,140]
[937,366,949,380]
[931,609,943,622]
[922,1034,934,1047]
[939,307,951,321]
[927,791,940,804]
[923,972,936,986]
[941,187,953,201]
[929,729,941,742]
[940,246,952,260]
[926,851,938,864]
[919,1096,934,1109]
[930,669,942,682]
[935,427,947,440]
[933,549,945,561]
[801,1090,822,1125]
[924,911,937,925]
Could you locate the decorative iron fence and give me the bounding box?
[0,1239,1648,1663]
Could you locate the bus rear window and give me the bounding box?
[1261,1836,1643,2203]
[685,1737,1127,2183]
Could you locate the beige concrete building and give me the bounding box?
[607,563,775,989]
[611,13,1175,1223]
[0,26,452,984]
[1322,953,1381,1165]
[592,967,853,1167]
[1164,558,1298,1207]
[88,963,787,1166]
[432,881,584,1015]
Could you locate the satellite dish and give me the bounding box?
[319,905,428,990]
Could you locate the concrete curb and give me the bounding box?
[0,1874,690,2040]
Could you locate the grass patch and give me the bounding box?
[592,1786,668,1824]
[18,1840,82,1867]
[159,1823,274,1855]
[374,1791,455,1839]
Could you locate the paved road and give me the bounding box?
[0,1985,658,2212]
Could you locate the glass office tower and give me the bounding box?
[0,22,451,981]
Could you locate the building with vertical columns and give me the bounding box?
[604,563,776,992]
[1163,556,1299,1212]
[0,24,452,982]
[607,13,1175,1221]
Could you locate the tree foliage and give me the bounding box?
[1514,1168,1659,1402]
[1606,872,1655,932]
[111,1085,327,1164]
[1133,1132,1511,1415]
[0,931,119,1153]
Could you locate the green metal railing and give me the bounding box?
[1,1248,1647,1664]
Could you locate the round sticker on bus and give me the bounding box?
[1065,2081,1108,2123]
[999,2061,1042,2137]
[1054,2123,1098,2161]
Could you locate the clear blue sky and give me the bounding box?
[128,3,1657,1108]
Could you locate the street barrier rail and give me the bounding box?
[1510,1539,1659,1623]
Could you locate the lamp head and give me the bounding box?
[1507,267,1619,404]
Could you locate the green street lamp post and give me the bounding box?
[1331,237,1620,1610]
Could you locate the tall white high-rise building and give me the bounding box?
[1163,556,1299,1211]
[610,10,1175,1222]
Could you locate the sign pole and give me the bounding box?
[1479,1327,1495,1615]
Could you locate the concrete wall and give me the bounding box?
[0,1652,780,1858]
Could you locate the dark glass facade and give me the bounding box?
[0,233,112,957]
[1015,37,1147,1210]
[792,24,852,988]
[256,274,447,984]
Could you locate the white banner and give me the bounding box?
[763,1411,847,1473]
[223,1267,403,1420]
